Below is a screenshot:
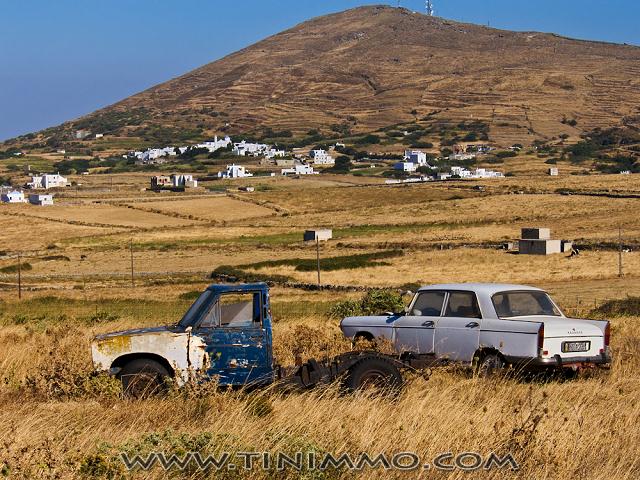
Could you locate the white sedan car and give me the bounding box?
[340,283,611,374]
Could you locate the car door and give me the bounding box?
[393,290,445,354]
[195,291,272,386]
[434,291,482,363]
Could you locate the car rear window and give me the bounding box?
[492,291,562,318]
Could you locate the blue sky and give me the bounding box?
[1,0,638,141]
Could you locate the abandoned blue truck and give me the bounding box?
[91,283,407,396]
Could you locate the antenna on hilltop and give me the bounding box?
[426,0,434,16]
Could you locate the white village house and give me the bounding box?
[172,174,198,188]
[281,164,318,176]
[29,194,54,206]
[404,150,431,166]
[450,166,504,179]
[218,164,253,179]
[196,136,232,153]
[394,162,418,172]
[233,141,269,157]
[28,173,68,190]
[1,190,26,203]
[310,149,334,165]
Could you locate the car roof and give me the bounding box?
[417,283,544,296]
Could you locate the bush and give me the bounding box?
[0,262,32,274]
[329,289,405,318]
[355,134,380,145]
[179,290,202,301]
[592,297,640,317]
[328,155,352,173]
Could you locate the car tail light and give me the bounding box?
[538,324,544,353]
[604,322,611,347]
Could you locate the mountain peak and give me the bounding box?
[14,5,640,147]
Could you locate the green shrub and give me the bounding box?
[592,297,640,317]
[0,262,32,274]
[496,150,518,158]
[355,134,380,145]
[179,290,203,301]
[329,289,405,318]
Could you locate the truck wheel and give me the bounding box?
[344,357,403,395]
[477,353,506,377]
[119,359,170,398]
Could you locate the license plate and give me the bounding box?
[562,341,590,353]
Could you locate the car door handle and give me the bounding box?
[422,321,435,328]
[465,322,480,328]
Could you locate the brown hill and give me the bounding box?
[21,5,640,146]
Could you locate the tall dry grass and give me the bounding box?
[0,298,637,479]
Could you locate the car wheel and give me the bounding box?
[477,353,506,377]
[119,359,170,398]
[344,357,403,395]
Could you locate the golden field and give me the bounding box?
[0,170,639,479]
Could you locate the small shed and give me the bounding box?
[548,168,559,176]
[521,228,551,240]
[518,228,569,255]
[304,229,333,242]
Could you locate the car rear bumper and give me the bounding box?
[506,350,612,370]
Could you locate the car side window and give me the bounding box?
[199,292,262,328]
[444,292,481,319]
[411,291,445,316]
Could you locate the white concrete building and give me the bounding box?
[1,190,26,203]
[404,150,430,166]
[265,148,287,159]
[281,165,317,176]
[171,174,198,188]
[218,164,253,179]
[449,153,476,161]
[196,136,232,153]
[310,149,334,165]
[28,173,68,189]
[233,141,270,157]
[473,168,504,178]
[450,166,473,178]
[448,166,504,179]
[29,194,54,206]
[394,162,418,172]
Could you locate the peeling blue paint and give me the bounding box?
[185,283,274,386]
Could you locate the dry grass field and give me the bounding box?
[0,171,639,479]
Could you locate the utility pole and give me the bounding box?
[17,252,22,300]
[618,226,624,278]
[316,237,321,287]
[130,239,135,287]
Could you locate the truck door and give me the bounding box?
[393,290,445,354]
[195,291,273,386]
[434,291,481,363]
